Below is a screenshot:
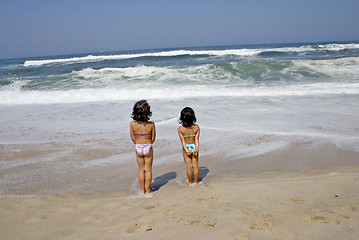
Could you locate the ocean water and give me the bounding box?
[1,41,359,194]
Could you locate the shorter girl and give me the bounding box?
[178,107,200,186]
[130,100,156,195]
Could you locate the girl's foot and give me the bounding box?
[187,182,193,186]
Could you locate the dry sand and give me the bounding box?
[1,165,359,240]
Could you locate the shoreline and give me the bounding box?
[1,138,359,195]
[1,164,359,240]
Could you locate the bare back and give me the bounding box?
[130,121,156,144]
[178,124,200,144]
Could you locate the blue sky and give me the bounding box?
[1,0,358,59]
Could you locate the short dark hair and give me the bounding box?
[132,100,152,121]
[179,107,196,127]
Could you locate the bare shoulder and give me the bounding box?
[130,121,136,127]
[178,126,185,134]
[193,124,200,131]
[148,121,155,128]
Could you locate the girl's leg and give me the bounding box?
[136,152,146,195]
[144,148,153,194]
[182,149,193,185]
[192,154,199,184]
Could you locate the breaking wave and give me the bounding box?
[23,43,359,67]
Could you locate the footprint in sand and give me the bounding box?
[248,214,275,230]
[126,223,139,233]
[309,215,339,224]
[126,223,153,233]
[249,218,274,230]
[185,220,216,228]
[182,216,216,228]
[142,202,155,210]
[310,208,349,224]
[318,209,350,219]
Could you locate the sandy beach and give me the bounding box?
[1,163,358,240]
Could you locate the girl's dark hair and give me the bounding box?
[132,100,152,121]
[179,107,196,127]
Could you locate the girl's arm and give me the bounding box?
[130,122,136,144]
[194,126,200,154]
[178,127,190,155]
[151,123,156,144]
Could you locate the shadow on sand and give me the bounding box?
[150,167,209,192]
[151,172,177,192]
[198,166,210,182]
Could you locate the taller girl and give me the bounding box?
[130,100,156,195]
[178,107,200,186]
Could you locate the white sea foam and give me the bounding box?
[68,64,236,88]
[1,82,359,105]
[155,117,179,126]
[23,43,359,67]
[287,57,359,77]
[1,79,31,91]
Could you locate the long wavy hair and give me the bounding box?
[179,107,196,127]
[132,99,152,121]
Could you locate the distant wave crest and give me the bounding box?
[23,43,359,67]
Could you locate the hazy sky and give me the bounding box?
[1,0,359,59]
